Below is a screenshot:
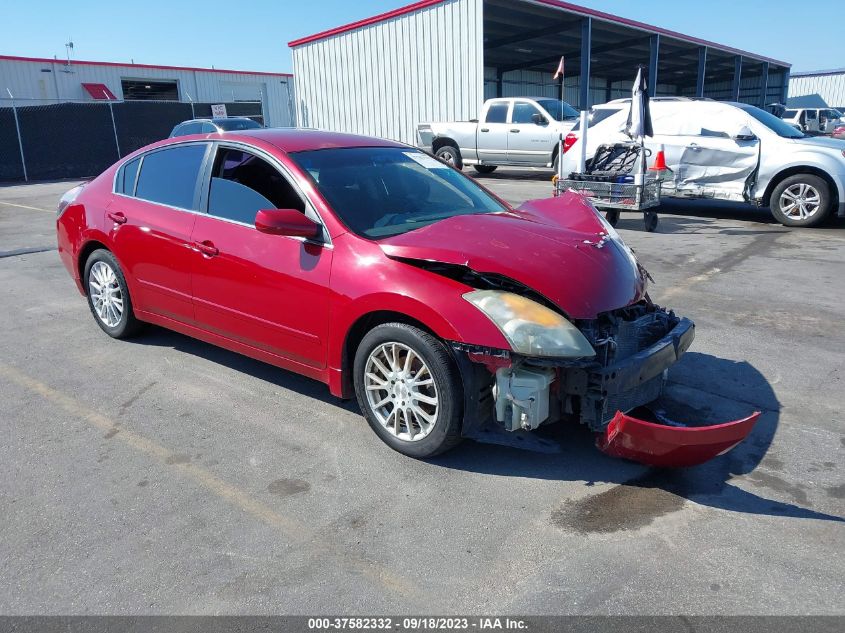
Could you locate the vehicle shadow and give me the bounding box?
[130,329,843,527]
[432,351,845,527]
[649,198,845,231]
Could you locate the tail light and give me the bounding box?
[57,183,86,217]
[562,132,578,154]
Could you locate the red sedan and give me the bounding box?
[56,129,758,466]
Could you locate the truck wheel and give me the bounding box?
[353,323,463,458]
[770,174,832,227]
[472,165,497,174]
[435,145,462,169]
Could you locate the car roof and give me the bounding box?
[215,128,407,153]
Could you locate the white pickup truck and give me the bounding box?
[417,97,579,173]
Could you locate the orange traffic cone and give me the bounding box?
[649,144,668,172]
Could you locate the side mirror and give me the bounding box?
[531,113,548,126]
[255,209,321,239]
[733,125,756,141]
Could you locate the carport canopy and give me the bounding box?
[482,0,790,110]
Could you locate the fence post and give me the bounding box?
[108,100,121,159]
[6,90,28,182]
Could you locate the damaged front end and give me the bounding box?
[452,301,759,467]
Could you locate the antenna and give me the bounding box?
[62,39,75,73]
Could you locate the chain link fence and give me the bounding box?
[0,99,264,182]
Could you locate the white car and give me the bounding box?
[560,98,845,227]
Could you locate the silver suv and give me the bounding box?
[560,98,845,227]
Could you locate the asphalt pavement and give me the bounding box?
[0,174,843,615]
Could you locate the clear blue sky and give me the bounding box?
[1,0,841,73]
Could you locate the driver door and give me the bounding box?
[190,144,332,369]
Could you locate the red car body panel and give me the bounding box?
[380,192,646,320]
[597,410,761,468]
[55,129,759,467]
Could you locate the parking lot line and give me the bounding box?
[0,200,51,213]
[0,361,417,599]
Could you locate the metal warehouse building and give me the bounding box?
[0,55,296,127]
[788,69,845,111]
[289,0,791,145]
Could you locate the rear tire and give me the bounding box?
[83,249,143,339]
[435,145,462,169]
[353,323,463,458]
[770,174,831,227]
[472,165,497,174]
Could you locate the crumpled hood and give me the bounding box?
[379,192,646,319]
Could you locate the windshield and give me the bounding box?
[736,104,805,138]
[215,118,262,131]
[535,99,580,121]
[289,147,508,239]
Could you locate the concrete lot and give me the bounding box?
[0,173,843,615]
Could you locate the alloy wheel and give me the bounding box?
[780,183,821,221]
[364,342,439,442]
[88,261,124,328]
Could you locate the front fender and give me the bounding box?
[757,152,845,208]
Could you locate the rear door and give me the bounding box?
[476,101,511,163]
[189,143,332,369]
[108,142,210,324]
[507,100,554,164]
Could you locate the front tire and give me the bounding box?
[353,323,463,458]
[472,165,497,174]
[770,174,832,227]
[84,249,142,339]
[435,145,462,169]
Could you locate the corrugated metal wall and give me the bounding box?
[291,0,483,145]
[0,58,296,127]
[789,72,845,110]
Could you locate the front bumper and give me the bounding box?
[454,307,760,467]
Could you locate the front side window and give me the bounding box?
[135,144,207,209]
[207,148,304,225]
[289,147,508,239]
[512,102,543,124]
[485,103,509,124]
[737,104,804,138]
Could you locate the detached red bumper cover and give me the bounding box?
[597,408,761,468]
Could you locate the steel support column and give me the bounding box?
[648,35,660,97]
[696,47,707,98]
[732,55,743,101]
[781,67,790,105]
[496,69,504,98]
[580,17,592,110]
[760,61,770,108]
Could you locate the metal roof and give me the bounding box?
[0,55,293,78]
[287,0,791,67]
[791,68,845,77]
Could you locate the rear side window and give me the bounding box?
[117,157,140,195]
[135,144,207,210]
[207,148,304,225]
[485,103,509,124]
[174,121,203,136]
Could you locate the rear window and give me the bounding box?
[135,144,207,210]
[485,103,509,124]
[215,118,262,131]
[571,107,623,131]
[782,110,798,118]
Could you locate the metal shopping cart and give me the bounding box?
[553,142,663,232]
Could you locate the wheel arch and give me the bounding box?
[77,239,111,293]
[763,166,839,210]
[432,137,461,157]
[339,310,441,400]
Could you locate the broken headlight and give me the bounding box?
[463,290,595,359]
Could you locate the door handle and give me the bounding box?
[194,240,219,257]
[510,129,520,133]
[480,128,490,132]
[686,143,701,151]
[107,211,127,225]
